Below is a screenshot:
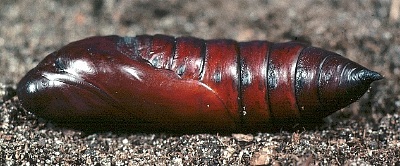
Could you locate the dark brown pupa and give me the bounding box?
[17,35,382,133]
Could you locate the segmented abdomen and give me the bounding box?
[116,35,370,124]
[16,35,382,133]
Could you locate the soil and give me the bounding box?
[1,0,399,165]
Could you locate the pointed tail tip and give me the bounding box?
[362,69,383,83]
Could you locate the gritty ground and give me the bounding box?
[1,0,399,165]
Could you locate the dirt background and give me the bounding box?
[1,0,399,165]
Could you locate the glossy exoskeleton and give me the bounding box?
[17,35,382,133]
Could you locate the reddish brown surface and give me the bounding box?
[16,35,381,133]
[2,1,398,164]
[267,43,305,119]
[295,47,328,117]
[239,41,270,126]
[202,39,241,126]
